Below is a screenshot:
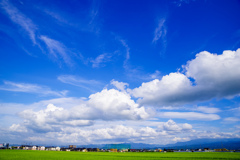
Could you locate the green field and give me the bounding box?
[0,150,240,160]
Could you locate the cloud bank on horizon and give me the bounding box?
[0,0,240,145]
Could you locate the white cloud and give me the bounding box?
[159,112,220,120]
[9,124,27,133]
[192,130,240,139]
[158,106,221,114]
[162,119,182,131]
[0,81,67,97]
[90,53,112,68]
[88,2,99,26]
[86,89,149,120]
[152,19,167,43]
[195,106,221,114]
[131,72,192,106]
[224,117,240,123]
[40,35,73,67]
[111,79,129,92]
[185,49,240,92]
[0,0,37,44]
[56,125,158,144]
[5,115,240,145]
[118,39,130,69]
[173,0,193,7]
[158,120,192,135]
[11,88,149,133]
[120,40,130,62]
[21,120,192,144]
[182,123,193,130]
[17,103,94,133]
[131,49,240,106]
[44,9,68,24]
[58,75,103,92]
[173,137,190,142]
[150,70,161,79]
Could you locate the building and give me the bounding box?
[155,149,163,152]
[0,143,9,149]
[32,146,37,150]
[82,149,88,152]
[110,149,117,152]
[69,145,76,149]
[21,145,33,150]
[38,146,45,150]
[214,148,229,152]
[45,146,57,151]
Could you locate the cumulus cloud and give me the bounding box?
[131,72,192,106]
[9,124,27,133]
[161,119,192,132]
[12,89,149,133]
[0,81,67,97]
[7,116,240,145]
[111,80,129,92]
[17,104,93,133]
[131,49,240,106]
[16,120,193,144]
[185,49,240,97]
[86,89,149,120]
[56,125,159,144]
[150,70,161,79]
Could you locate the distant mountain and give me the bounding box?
[99,138,240,150]
[8,138,240,150]
[162,138,240,150]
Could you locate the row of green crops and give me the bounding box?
[0,150,240,160]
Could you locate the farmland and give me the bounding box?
[0,150,240,160]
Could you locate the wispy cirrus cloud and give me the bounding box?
[90,53,112,68]
[119,39,130,69]
[0,0,37,44]
[0,81,67,97]
[152,18,167,55]
[224,117,240,123]
[43,9,69,24]
[159,106,221,114]
[88,0,99,26]
[173,0,195,7]
[152,18,167,43]
[0,0,78,68]
[159,112,220,121]
[194,106,221,114]
[58,75,103,92]
[40,35,73,67]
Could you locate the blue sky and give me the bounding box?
[0,0,240,145]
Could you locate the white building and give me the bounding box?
[38,146,45,150]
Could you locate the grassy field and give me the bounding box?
[0,150,240,160]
